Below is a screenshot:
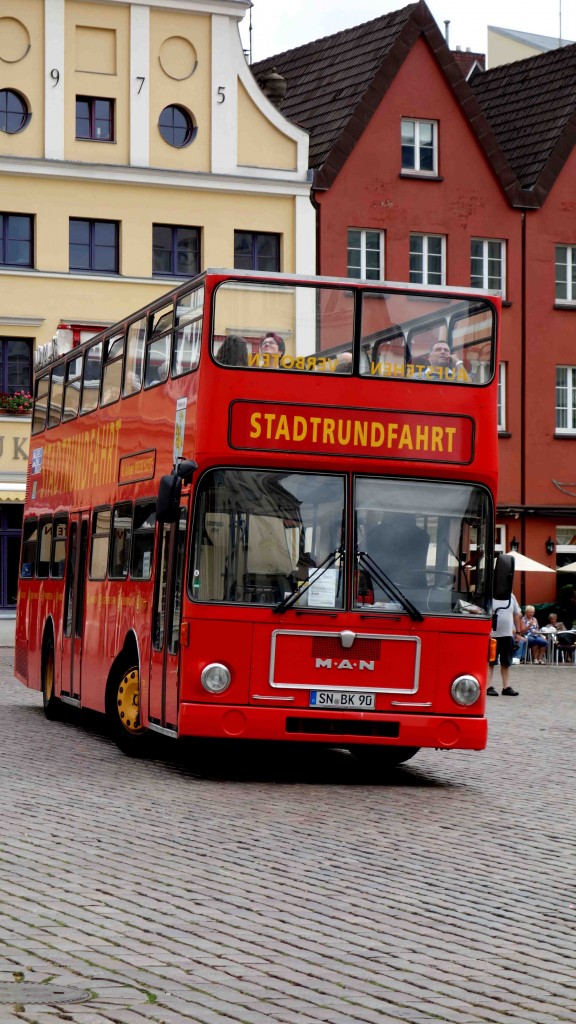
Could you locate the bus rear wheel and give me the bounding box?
[107,665,151,757]
[349,745,419,768]
[42,636,61,721]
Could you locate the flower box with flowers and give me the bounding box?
[0,392,33,414]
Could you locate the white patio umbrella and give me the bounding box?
[505,551,555,573]
[557,560,576,572]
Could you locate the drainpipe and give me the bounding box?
[520,210,527,606]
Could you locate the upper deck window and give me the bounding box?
[212,279,495,384]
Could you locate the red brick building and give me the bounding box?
[254,1,576,605]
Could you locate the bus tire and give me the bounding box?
[42,634,62,721]
[348,745,419,768]
[106,663,152,757]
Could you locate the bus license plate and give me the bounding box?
[309,691,376,710]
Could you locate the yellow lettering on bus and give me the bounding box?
[445,426,456,452]
[370,422,385,447]
[387,422,398,446]
[337,419,352,445]
[416,425,429,450]
[293,416,307,441]
[310,417,322,442]
[322,418,335,444]
[353,421,367,447]
[264,413,276,438]
[431,426,443,451]
[398,424,414,450]
[249,412,261,438]
[275,415,290,440]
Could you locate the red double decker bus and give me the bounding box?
[15,269,511,763]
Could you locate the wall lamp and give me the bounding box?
[545,536,555,556]
[510,536,519,552]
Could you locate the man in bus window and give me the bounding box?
[423,341,469,381]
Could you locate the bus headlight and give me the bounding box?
[451,675,481,706]
[201,663,231,694]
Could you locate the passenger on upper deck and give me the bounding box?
[422,341,470,381]
[217,334,248,366]
[334,352,353,373]
[259,332,285,361]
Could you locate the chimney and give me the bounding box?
[258,67,287,109]
[444,20,450,46]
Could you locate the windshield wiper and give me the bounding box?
[357,549,424,622]
[274,547,342,614]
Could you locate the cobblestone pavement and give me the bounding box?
[0,653,574,1024]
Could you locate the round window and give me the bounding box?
[158,104,197,148]
[0,89,30,134]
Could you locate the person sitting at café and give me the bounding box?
[542,612,576,662]
[521,604,548,664]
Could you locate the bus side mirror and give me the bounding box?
[156,460,198,523]
[494,553,514,601]
[157,475,182,523]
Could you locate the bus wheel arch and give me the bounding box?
[41,619,61,720]
[105,636,151,756]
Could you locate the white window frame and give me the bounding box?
[471,238,506,298]
[347,228,384,281]
[409,233,445,286]
[494,525,506,553]
[497,362,506,432]
[555,244,576,303]
[556,365,576,433]
[401,118,438,175]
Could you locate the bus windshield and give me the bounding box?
[212,279,495,384]
[191,469,490,615]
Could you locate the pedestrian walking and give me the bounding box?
[487,593,522,696]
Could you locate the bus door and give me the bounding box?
[149,504,188,732]
[61,511,89,701]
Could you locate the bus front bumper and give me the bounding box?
[178,704,488,750]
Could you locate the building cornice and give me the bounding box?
[78,0,250,19]
[0,156,312,195]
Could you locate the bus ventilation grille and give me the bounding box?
[310,636,382,660]
[286,717,399,737]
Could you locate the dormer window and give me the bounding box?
[401,118,437,175]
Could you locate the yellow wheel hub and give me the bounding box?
[116,668,144,734]
[45,653,54,702]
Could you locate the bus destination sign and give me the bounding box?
[229,401,474,464]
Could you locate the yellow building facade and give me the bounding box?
[0,0,313,610]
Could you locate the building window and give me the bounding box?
[0,89,30,134]
[76,96,114,141]
[556,366,576,433]
[497,362,506,431]
[69,219,119,274]
[0,213,33,268]
[234,231,280,272]
[347,229,384,281]
[153,225,200,278]
[409,233,445,285]
[401,118,437,174]
[158,105,196,148]
[555,245,576,303]
[0,338,33,394]
[471,239,505,296]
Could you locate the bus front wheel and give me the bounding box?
[107,664,151,757]
[42,636,62,721]
[349,745,419,768]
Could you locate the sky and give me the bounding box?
[240,1,575,63]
